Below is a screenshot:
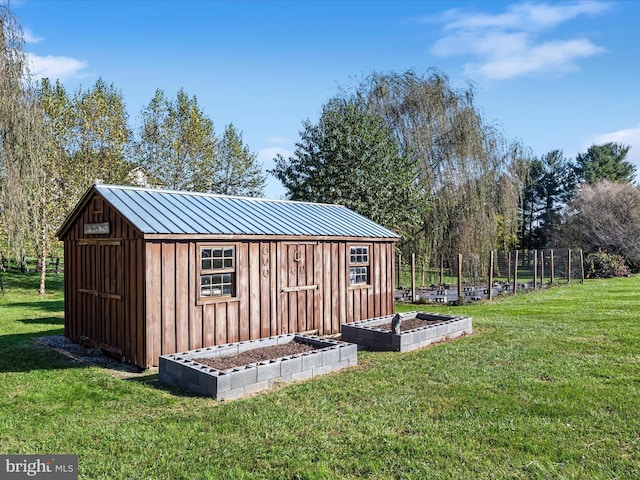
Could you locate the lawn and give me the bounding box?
[1,271,639,479]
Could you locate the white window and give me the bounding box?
[349,245,370,285]
[200,246,235,298]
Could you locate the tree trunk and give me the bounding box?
[39,207,47,295]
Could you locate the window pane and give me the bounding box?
[201,246,236,298]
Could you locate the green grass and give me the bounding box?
[1,271,639,479]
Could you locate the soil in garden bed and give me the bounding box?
[378,317,443,332]
[193,340,320,370]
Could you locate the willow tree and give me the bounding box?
[0,4,56,293]
[0,4,31,268]
[361,70,527,264]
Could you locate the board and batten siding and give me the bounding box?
[61,193,146,367]
[143,239,396,366]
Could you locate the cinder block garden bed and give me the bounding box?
[159,334,357,400]
[341,311,472,352]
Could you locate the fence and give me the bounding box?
[396,249,584,304]
[0,255,64,274]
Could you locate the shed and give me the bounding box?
[57,184,400,368]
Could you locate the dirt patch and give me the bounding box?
[193,340,319,370]
[377,317,443,332]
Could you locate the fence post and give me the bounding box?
[411,253,416,302]
[507,251,512,284]
[567,249,572,284]
[580,248,585,283]
[439,254,444,285]
[539,250,544,286]
[457,253,463,303]
[533,249,538,289]
[550,249,555,285]
[488,250,494,301]
[513,250,519,294]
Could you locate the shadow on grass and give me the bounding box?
[0,332,85,373]
[124,372,211,398]
[6,299,64,313]
[19,316,64,325]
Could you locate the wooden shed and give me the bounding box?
[57,184,400,368]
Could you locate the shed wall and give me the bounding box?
[144,239,395,367]
[62,193,146,366]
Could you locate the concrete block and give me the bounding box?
[340,343,358,362]
[280,356,302,376]
[301,352,323,371]
[244,379,270,396]
[230,366,258,390]
[321,347,340,366]
[291,369,314,382]
[256,360,282,382]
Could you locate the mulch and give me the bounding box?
[193,340,319,371]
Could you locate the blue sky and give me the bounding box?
[12,0,640,198]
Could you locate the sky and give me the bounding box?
[11,0,640,198]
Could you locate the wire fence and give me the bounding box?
[396,248,584,304]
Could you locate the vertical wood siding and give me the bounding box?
[143,239,396,366]
[63,192,395,368]
[61,193,145,367]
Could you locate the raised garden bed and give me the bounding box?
[159,334,357,400]
[341,311,472,352]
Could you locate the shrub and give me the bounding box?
[584,252,630,278]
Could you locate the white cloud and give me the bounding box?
[23,29,43,44]
[591,124,640,174]
[429,1,611,80]
[258,146,293,168]
[27,53,89,81]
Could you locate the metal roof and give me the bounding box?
[82,184,400,238]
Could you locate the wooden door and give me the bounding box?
[76,240,123,352]
[279,242,320,335]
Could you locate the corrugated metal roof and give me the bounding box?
[91,184,400,238]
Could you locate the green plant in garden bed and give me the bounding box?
[1,271,639,479]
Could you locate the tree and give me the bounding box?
[518,150,576,249]
[0,4,57,293]
[135,88,217,191]
[575,142,635,185]
[1,3,33,270]
[559,180,640,269]
[66,79,132,195]
[271,96,423,237]
[209,123,265,197]
[359,70,526,259]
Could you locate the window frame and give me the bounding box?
[348,244,372,288]
[197,243,239,304]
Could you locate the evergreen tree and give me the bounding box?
[271,96,422,236]
[575,142,635,185]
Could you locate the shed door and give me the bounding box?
[279,243,320,335]
[77,240,123,350]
